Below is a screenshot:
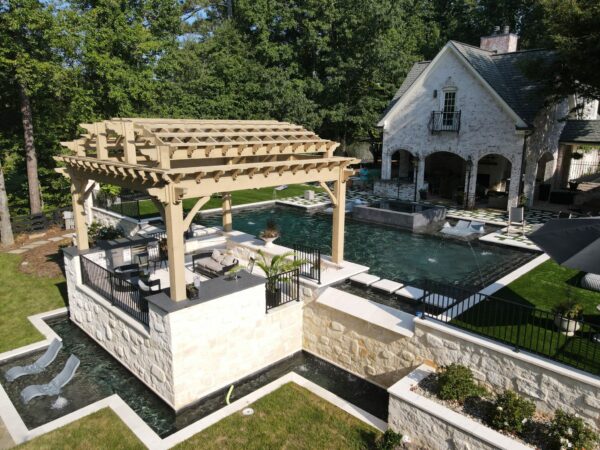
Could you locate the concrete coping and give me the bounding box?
[388,364,531,450]
[317,287,414,338]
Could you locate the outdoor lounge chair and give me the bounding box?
[5,339,62,382]
[192,249,238,278]
[441,220,472,237]
[20,355,80,404]
[508,207,526,235]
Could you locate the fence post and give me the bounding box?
[514,307,522,353]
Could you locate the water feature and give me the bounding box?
[0,316,388,437]
[197,206,535,288]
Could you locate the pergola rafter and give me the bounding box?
[56,118,358,302]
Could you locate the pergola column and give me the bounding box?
[331,176,346,264]
[222,193,232,232]
[71,176,89,251]
[164,199,187,301]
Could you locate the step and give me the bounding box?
[371,279,404,294]
[349,273,381,286]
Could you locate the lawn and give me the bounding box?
[17,409,144,450]
[0,253,67,353]
[16,384,381,450]
[129,184,323,218]
[450,260,600,375]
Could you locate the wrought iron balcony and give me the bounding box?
[430,111,461,133]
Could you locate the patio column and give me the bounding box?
[507,156,522,209]
[381,148,392,180]
[331,175,346,264]
[71,176,89,251]
[165,199,187,301]
[415,156,425,197]
[222,193,232,232]
[463,157,477,209]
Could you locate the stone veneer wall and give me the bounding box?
[64,251,175,405]
[373,180,429,201]
[90,207,141,237]
[303,301,600,427]
[388,395,498,450]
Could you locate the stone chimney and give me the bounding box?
[480,25,519,54]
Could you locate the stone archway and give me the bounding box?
[424,151,467,203]
[476,154,512,209]
[381,147,415,181]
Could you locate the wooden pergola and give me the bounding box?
[56,118,358,301]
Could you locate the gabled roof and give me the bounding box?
[379,40,554,128]
[560,120,600,145]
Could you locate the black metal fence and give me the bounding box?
[420,281,600,376]
[569,159,600,181]
[94,192,149,220]
[80,255,149,325]
[11,208,70,234]
[266,268,300,312]
[430,111,461,133]
[293,243,321,284]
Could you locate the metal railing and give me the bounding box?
[266,268,300,312]
[80,255,149,326]
[94,192,150,220]
[420,281,600,376]
[430,111,461,133]
[293,243,321,284]
[569,159,600,181]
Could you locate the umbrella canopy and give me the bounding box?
[528,217,600,274]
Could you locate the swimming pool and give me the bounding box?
[198,206,534,288]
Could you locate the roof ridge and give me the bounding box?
[449,40,495,53]
[491,48,551,57]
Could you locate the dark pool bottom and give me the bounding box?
[0,316,388,437]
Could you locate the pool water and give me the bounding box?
[0,316,387,437]
[198,206,534,288]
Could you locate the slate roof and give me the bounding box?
[560,120,600,144]
[380,41,554,127]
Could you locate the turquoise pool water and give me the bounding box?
[199,206,534,288]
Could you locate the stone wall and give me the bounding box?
[64,250,175,405]
[90,207,140,237]
[303,301,600,427]
[373,180,429,201]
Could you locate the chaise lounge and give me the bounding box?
[192,249,238,278]
[21,355,80,404]
[5,339,62,382]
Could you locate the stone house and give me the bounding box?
[376,26,600,209]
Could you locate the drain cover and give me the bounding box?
[242,408,254,416]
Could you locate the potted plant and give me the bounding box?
[256,250,305,306]
[553,298,583,336]
[225,264,244,280]
[259,219,280,247]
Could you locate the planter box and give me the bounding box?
[387,364,531,450]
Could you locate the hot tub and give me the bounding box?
[353,200,446,231]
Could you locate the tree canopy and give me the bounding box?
[0,0,594,214]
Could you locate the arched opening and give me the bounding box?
[535,151,554,201]
[389,149,415,181]
[476,154,512,209]
[425,152,466,202]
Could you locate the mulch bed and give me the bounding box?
[414,373,552,449]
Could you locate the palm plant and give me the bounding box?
[256,250,306,294]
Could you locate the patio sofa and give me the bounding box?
[192,249,238,278]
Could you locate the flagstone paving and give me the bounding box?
[4,233,72,255]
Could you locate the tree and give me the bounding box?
[0,159,14,246]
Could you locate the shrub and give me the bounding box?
[547,410,598,450]
[436,364,487,403]
[487,390,535,434]
[88,221,124,243]
[375,429,403,450]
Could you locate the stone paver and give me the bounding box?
[349,273,381,286]
[7,249,27,255]
[371,279,404,293]
[395,285,424,300]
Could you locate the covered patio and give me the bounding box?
[57,118,358,302]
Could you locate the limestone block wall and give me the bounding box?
[90,207,140,237]
[64,251,175,406]
[169,285,303,409]
[303,301,600,427]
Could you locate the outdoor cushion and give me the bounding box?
[211,249,224,263]
[198,257,224,273]
[221,255,237,266]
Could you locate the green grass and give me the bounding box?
[0,253,67,353]
[127,184,323,218]
[16,409,144,450]
[450,260,600,374]
[175,383,380,450]
[16,384,380,450]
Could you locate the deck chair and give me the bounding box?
[507,207,526,235]
[21,355,80,404]
[5,339,62,382]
